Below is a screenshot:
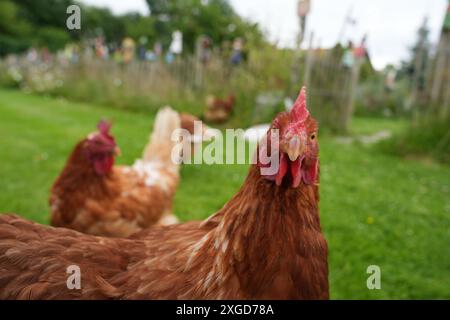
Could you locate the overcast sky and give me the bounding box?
[79,0,448,69]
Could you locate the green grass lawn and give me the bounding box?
[0,89,449,299]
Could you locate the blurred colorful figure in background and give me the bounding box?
[63,44,80,64]
[166,30,183,64]
[95,36,108,60]
[122,37,136,64]
[197,35,212,65]
[342,40,354,69]
[384,66,397,92]
[230,37,244,65]
[154,42,163,58]
[138,36,148,61]
[354,35,367,60]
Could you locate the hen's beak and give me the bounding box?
[114,146,122,156]
[286,135,304,161]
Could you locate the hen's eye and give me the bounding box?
[310,133,316,140]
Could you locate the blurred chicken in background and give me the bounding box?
[50,107,212,237]
[204,94,236,123]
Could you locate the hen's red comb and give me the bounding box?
[97,119,112,135]
[290,86,309,123]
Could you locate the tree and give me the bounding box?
[11,0,74,31]
[36,27,71,52]
[0,0,76,54]
[122,13,156,44]
[0,0,32,55]
[147,0,170,15]
[0,0,264,56]
[145,0,264,52]
[81,6,126,42]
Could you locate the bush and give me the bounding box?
[35,27,71,52]
[354,78,411,118]
[0,36,31,56]
[379,115,450,164]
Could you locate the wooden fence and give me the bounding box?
[298,33,362,132]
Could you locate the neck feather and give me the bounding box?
[199,165,321,292]
[53,141,110,191]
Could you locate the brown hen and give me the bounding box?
[204,95,235,123]
[50,107,182,237]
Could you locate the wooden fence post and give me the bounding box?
[304,32,314,89]
[340,55,361,133]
